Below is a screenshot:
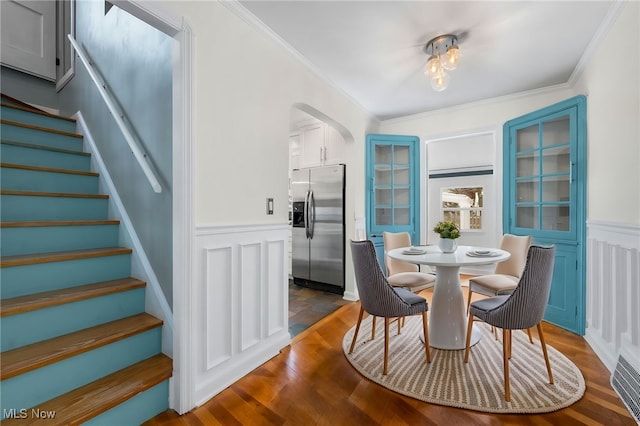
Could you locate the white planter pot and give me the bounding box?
[438,238,458,253]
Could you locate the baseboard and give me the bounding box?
[192,223,290,409]
[193,330,290,407]
[584,331,618,372]
[585,219,640,386]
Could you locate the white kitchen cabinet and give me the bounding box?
[289,132,301,170]
[300,122,325,167]
[297,122,344,168]
[323,125,345,165]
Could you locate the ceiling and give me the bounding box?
[236,1,618,121]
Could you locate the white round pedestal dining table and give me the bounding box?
[388,245,510,350]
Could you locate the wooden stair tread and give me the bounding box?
[0,219,120,228]
[1,162,98,176]
[1,119,83,139]
[1,139,89,156]
[0,96,51,114]
[1,354,172,426]
[0,313,163,380]
[1,101,76,122]
[1,277,146,317]
[0,189,108,199]
[0,247,133,268]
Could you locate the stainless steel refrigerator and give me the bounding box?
[291,164,345,294]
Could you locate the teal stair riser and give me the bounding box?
[0,194,109,221]
[0,123,83,151]
[1,288,145,351]
[0,107,169,422]
[0,143,90,171]
[1,254,131,299]
[1,106,77,133]
[83,380,169,426]
[1,224,120,257]
[0,328,162,418]
[1,167,98,194]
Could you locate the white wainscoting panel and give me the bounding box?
[586,220,640,372]
[267,239,286,337]
[204,246,232,370]
[194,224,290,405]
[240,242,262,352]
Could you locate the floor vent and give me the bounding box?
[611,352,640,423]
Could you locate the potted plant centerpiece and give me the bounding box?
[433,221,460,253]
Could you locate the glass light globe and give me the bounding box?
[431,71,450,91]
[424,55,442,78]
[441,45,460,70]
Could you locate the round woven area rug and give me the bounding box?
[343,315,585,413]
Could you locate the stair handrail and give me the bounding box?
[68,35,162,193]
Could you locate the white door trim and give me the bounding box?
[114,0,194,414]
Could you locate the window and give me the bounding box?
[441,187,483,230]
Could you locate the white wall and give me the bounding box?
[163,1,375,224]
[164,1,376,289]
[574,1,640,225]
[160,0,378,411]
[380,83,575,246]
[574,1,640,374]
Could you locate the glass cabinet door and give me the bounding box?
[366,134,421,271]
[373,144,412,228]
[503,95,586,335]
[511,110,577,240]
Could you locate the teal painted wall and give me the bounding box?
[57,1,173,306]
[1,2,174,306]
[0,66,58,107]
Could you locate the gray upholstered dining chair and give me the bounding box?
[464,245,556,402]
[383,231,435,293]
[349,240,431,375]
[466,234,532,312]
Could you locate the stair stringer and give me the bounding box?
[73,111,174,359]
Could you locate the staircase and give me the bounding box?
[0,98,172,425]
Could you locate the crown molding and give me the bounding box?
[568,0,624,86]
[381,81,573,126]
[221,0,624,126]
[220,0,378,124]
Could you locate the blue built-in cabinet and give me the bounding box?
[366,134,421,272]
[503,95,586,335]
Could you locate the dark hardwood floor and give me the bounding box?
[145,279,635,425]
[288,280,350,337]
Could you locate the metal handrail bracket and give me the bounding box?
[68,34,162,193]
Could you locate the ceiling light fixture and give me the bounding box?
[424,34,460,92]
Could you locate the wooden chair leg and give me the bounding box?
[383,317,390,375]
[527,328,534,343]
[537,323,554,384]
[371,316,377,340]
[422,311,431,363]
[464,312,474,363]
[503,328,511,401]
[349,307,365,354]
[466,289,473,313]
[397,317,402,334]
